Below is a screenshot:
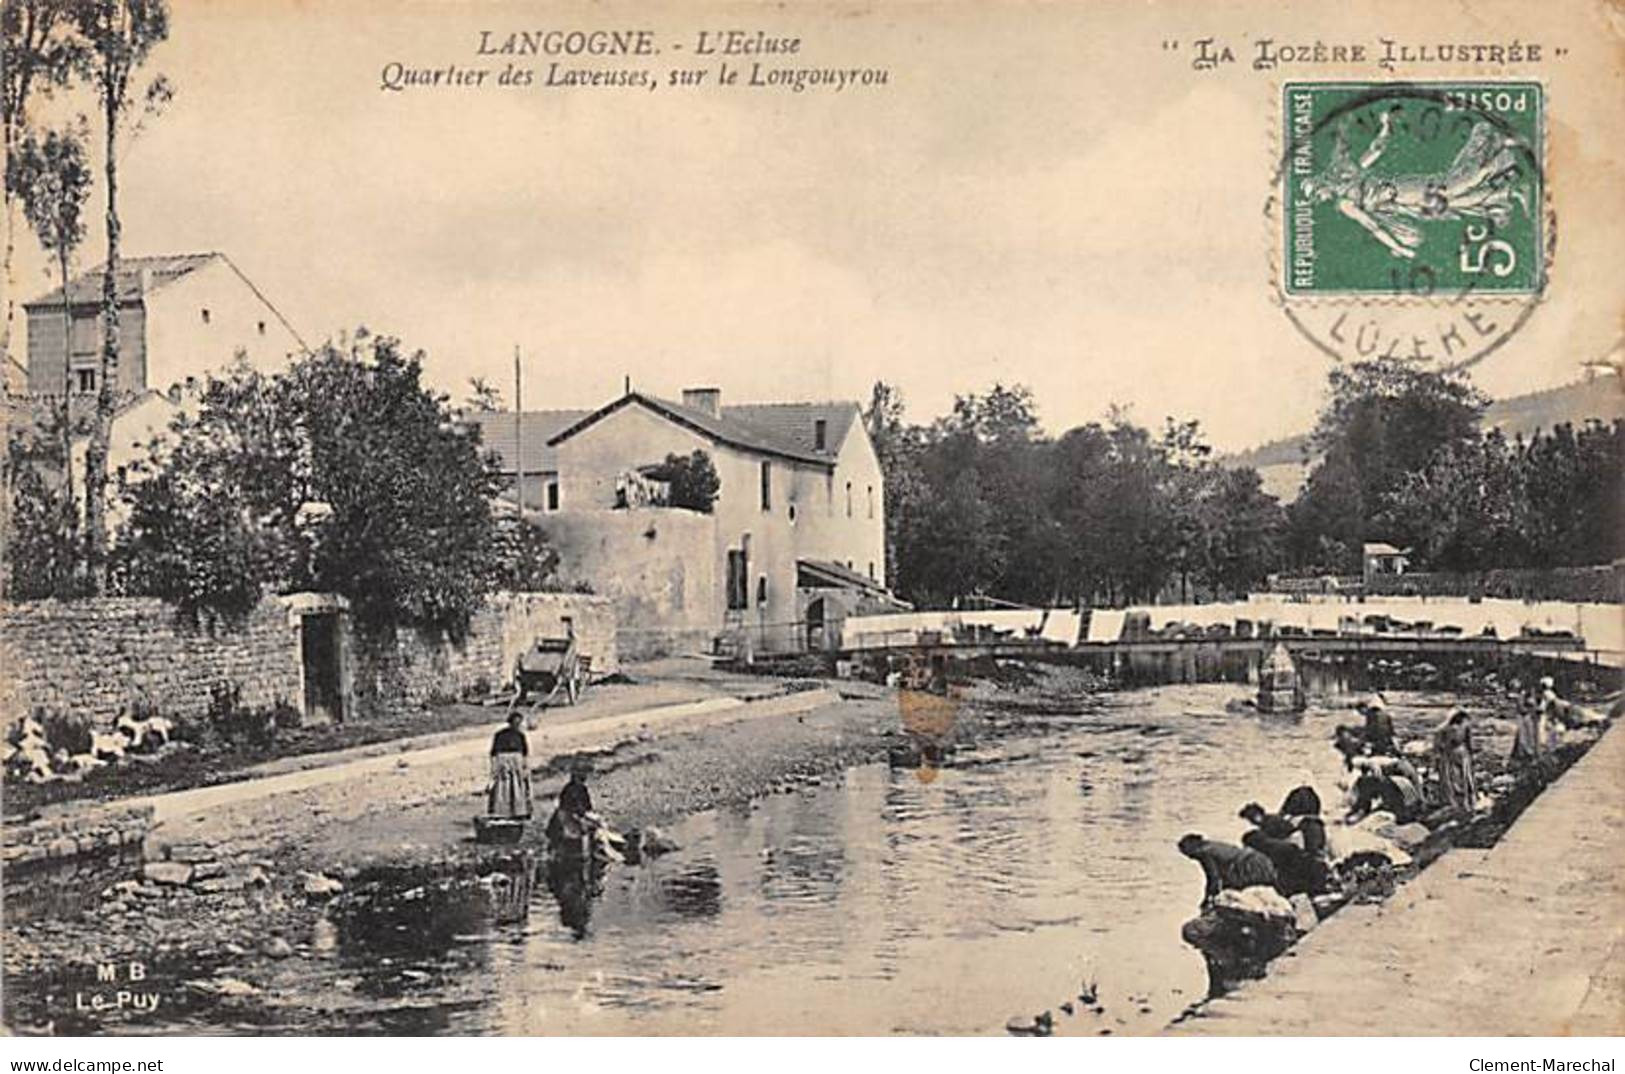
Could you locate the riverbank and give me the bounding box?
[1172,715,1623,1034]
[2,658,783,819]
[2,662,1610,1034]
[2,659,1117,1033]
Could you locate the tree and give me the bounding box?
[864,381,927,591]
[648,449,720,513]
[868,382,1283,608]
[12,121,91,516]
[114,334,549,635]
[1198,466,1285,598]
[1515,420,1624,568]
[1291,357,1488,572]
[5,408,83,599]
[464,376,503,413]
[74,0,171,592]
[2,0,83,371]
[1159,418,1216,603]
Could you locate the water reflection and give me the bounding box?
[545,858,603,940]
[208,684,1378,1034]
[659,863,723,918]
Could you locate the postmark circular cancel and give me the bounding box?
[1270,81,1553,372]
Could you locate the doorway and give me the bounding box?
[805,598,827,652]
[300,612,345,724]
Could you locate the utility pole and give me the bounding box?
[513,345,523,517]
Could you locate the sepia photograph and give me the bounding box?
[1,0,1622,1049]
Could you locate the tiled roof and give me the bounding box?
[722,401,858,458]
[24,253,222,308]
[548,392,843,467]
[465,409,588,473]
[797,558,885,592]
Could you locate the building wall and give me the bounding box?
[143,259,302,391]
[0,597,300,729]
[70,392,182,531]
[811,422,887,586]
[353,592,618,717]
[25,304,147,397]
[544,507,719,659]
[550,400,886,652]
[554,404,714,511]
[717,439,813,648]
[0,591,615,729]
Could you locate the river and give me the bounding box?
[231,682,1364,1036]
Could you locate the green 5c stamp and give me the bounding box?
[1276,82,1550,370]
[1284,82,1542,295]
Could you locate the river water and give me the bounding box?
[254,682,1361,1036]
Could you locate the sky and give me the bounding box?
[9,0,1624,452]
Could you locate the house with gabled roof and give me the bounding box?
[477,385,898,656]
[22,252,306,400]
[463,408,590,513]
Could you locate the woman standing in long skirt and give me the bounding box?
[488,711,533,818]
[1433,709,1477,816]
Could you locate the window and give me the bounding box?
[867,484,875,519]
[257,320,267,336]
[760,460,771,511]
[845,481,852,517]
[814,419,827,451]
[727,549,748,610]
[546,481,559,511]
[201,308,211,324]
[756,575,768,607]
[69,316,98,360]
[868,562,876,580]
[76,369,95,393]
[787,503,797,523]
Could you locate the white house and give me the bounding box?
[22,252,305,399]
[68,390,184,532]
[478,386,898,655]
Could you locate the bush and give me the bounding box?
[41,707,92,757]
[646,450,720,513]
[270,696,302,733]
[205,681,282,750]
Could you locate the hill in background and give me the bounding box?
[1224,374,1625,502]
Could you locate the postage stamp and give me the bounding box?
[1282,81,1544,297]
[1274,81,1551,372]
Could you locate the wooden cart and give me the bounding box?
[508,635,591,712]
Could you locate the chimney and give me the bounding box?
[682,387,721,418]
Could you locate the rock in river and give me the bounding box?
[300,872,344,898]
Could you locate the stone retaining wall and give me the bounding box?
[1,591,618,728]
[0,598,299,729]
[1,803,155,873]
[352,592,619,717]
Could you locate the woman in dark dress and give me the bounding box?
[488,712,532,819]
